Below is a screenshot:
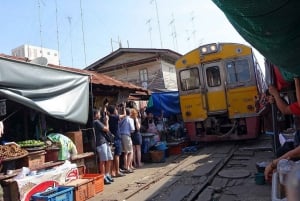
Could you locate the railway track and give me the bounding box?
[128,136,273,201]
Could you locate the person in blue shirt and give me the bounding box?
[119,108,135,173]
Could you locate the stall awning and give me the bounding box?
[147,91,181,118]
[0,57,89,124]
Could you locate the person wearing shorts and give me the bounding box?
[130,108,143,168]
[119,108,135,173]
[93,108,114,184]
[107,105,126,177]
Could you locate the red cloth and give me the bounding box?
[289,102,300,115]
[274,66,290,90]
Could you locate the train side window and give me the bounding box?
[226,59,250,83]
[206,66,221,87]
[179,68,200,91]
[236,59,250,82]
[226,62,236,83]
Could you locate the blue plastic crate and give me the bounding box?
[31,186,74,201]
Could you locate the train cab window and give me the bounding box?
[226,59,250,84]
[206,66,221,87]
[179,68,200,91]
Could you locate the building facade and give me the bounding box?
[86,48,182,91]
[11,44,59,65]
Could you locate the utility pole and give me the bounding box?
[150,0,163,48]
[169,13,178,51]
[190,12,197,45]
[67,16,74,67]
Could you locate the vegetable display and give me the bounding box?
[17,140,45,147]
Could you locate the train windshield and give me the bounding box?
[226,59,250,84]
[179,67,200,91]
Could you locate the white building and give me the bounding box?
[11,44,59,65]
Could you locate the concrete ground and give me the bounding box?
[87,135,275,201]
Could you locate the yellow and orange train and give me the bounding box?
[176,43,266,142]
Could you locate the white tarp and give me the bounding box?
[0,57,89,124]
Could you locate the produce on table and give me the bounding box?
[0,144,28,160]
[17,140,45,147]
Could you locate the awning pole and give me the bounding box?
[268,61,278,155]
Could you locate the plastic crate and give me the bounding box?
[81,174,104,194]
[64,178,94,201]
[31,186,74,201]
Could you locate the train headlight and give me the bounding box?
[199,43,219,55]
[210,44,217,51]
[201,47,208,54]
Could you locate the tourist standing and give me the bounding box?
[130,108,143,168]
[119,108,135,173]
[107,105,126,177]
[93,108,114,184]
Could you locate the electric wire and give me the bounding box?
[79,0,87,68]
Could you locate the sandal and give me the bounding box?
[125,169,133,174]
[112,173,126,177]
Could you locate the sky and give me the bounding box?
[0,0,265,70]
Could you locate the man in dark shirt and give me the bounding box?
[93,108,114,184]
[107,105,125,177]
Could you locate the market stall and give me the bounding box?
[140,91,191,162]
[0,57,93,201]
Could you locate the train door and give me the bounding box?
[203,62,227,113]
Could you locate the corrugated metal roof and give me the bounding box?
[85,48,182,71]
[0,54,149,94]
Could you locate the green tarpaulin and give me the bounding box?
[212,0,300,80]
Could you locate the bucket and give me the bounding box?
[255,172,265,185]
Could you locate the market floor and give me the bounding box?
[87,136,275,201]
[86,154,183,201]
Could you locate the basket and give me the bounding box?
[150,150,165,163]
[31,186,74,201]
[81,174,104,194]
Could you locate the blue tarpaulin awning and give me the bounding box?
[147,91,181,118]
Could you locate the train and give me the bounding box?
[175,42,267,142]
